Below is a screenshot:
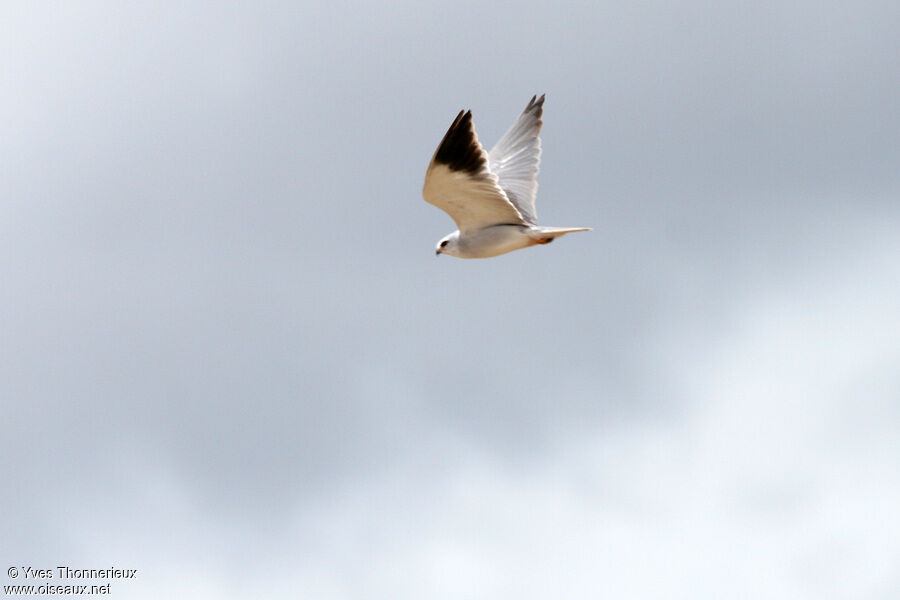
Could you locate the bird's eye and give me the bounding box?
[440,240,448,248]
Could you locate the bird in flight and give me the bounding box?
[423,95,590,258]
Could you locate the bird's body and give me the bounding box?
[423,95,590,258]
[437,224,590,258]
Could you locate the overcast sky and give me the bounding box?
[2,2,899,598]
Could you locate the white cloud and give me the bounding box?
[257,228,900,599]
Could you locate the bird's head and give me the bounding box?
[435,231,461,257]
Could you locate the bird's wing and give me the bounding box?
[423,110,526,233]
[487,94,544,224]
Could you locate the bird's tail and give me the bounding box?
[530,226,592,243]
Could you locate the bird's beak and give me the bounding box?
[435,249,441,256]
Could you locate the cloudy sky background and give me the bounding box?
[3,2,899,598]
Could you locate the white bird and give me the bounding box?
[423,95,590,258]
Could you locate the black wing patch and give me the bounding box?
[432,110,487,175]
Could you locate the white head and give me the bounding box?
[435,231,461,257]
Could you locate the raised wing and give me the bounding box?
[488,94,544,224]
[423,110,526,233]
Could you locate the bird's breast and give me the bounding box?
[457,225,536,258]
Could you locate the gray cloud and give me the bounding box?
[2,1,899,597]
